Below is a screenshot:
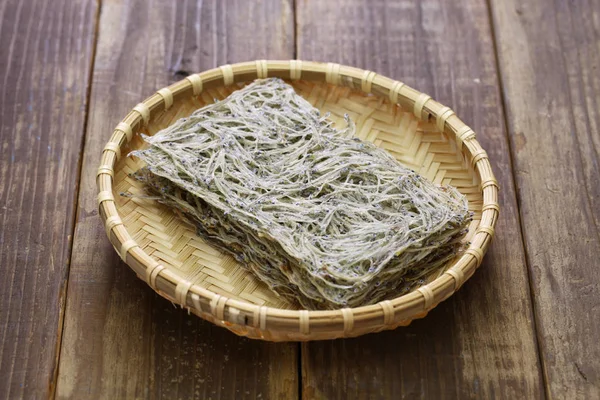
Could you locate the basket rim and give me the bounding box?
[96,60,499,339]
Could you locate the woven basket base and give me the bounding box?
[113,80,482,311]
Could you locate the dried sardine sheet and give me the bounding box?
[131,78,472,310]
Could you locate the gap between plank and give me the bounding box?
[297,342,303,400]
[50,1,103,399]
[292,0,298,60]
[484,0,549,398]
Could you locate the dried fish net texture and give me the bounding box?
[131,78,472,310]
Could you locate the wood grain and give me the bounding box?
[0,0,97,398]
[490,0,600,397]
[297,0,543,398]
[55,1,297,399]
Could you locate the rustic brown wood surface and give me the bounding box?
[296,0,543,398]
[490,0,600,398]
[53,1,297,399]
[0,0,598,398]
[0,0,97,398]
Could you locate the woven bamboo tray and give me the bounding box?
[97,60,499,341]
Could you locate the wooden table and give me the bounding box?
[1,0,598,398]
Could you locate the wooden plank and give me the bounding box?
[0,0,97,398]
[55,1,298,399]
[489,1,600,397]
[297,1,543,398]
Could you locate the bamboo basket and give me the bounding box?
[97,60,499,341]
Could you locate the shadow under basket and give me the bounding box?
[97,60,499,341]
